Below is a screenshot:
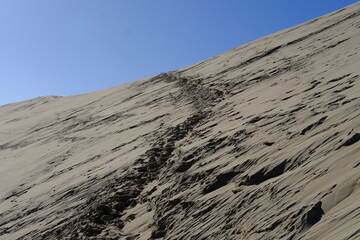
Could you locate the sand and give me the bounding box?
[0,2,360,240]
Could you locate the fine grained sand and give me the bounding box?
[1,2,360,240]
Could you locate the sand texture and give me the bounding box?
[1,2,360,240]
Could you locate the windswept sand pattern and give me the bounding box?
[1,2,360,240]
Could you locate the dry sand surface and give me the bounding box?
[1,2,360,240]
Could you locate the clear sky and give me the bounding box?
[1,0,359,106]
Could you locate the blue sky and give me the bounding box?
[0,0,358,105]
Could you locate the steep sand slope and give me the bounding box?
[1,2,360,240]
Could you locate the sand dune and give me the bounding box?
[1,2,360,240]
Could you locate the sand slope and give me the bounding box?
[1,2,360,240]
